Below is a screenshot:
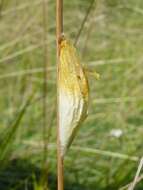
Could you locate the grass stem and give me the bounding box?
[56,0,64,190]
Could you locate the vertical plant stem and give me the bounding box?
[56,0,64,190]
[42,0,49,189]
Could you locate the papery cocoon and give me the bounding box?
[58,39,89,157]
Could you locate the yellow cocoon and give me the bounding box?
[58,39,89,157]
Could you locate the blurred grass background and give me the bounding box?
[0,0,143,189]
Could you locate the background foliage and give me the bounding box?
[0,0,143,189]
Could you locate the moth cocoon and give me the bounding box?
[58,39,89,157]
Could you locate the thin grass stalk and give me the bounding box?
[56,0,64,190]
[74,0,95,46]
[0,94,33,170]
[128,157,143,190]
[120,175,143,190]
[41,0,49,189]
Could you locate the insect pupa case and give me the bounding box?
[58,39,89,157]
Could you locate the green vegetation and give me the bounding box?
[0,0,143,189]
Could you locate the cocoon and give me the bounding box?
[58,39,89,157]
